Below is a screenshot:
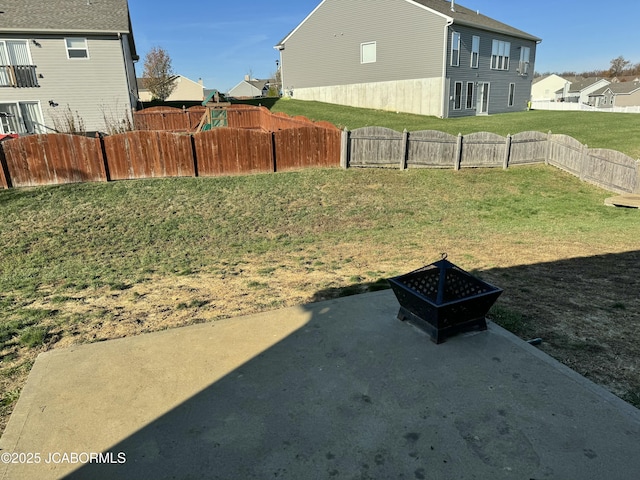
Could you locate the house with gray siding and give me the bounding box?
[275,0,540,118]
[588,81,640,108]
[0,0,138,135]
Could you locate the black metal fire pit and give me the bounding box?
[388,255,502,344]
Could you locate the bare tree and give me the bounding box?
[609,56,631,77]
[142,46,177,101]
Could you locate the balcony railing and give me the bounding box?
[0,65,39,88]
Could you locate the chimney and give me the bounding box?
[244,74,250,82]
[198,78,203,86]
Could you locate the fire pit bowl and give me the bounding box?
[388,255,502,344]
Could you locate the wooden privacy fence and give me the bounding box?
[1,121,638,195]
[0,125,341,188]
[133,106,206,132]
[133,105,333,132]
[346,127,640,194]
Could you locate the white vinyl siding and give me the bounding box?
[470,35,479,68]
[65,38,89,59]
[361,42,376,64]
[450,32,460,67]
[491,40,510,70]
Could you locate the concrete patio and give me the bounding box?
[1,290,639,479]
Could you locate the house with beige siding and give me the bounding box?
[275,0,540,118]
[0,0,138,135]
[137,75,205,102]
[531,74,567,101]
[228,75,271,98]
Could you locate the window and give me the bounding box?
[519,46,530,75]
[491,40,510,70]
[361,42,376,64]
[508,83,516,107]
[454,81,462,110]
[66,38,89,59]
[0,102,44,134]
[470,36,480,68]
[466,82,475,109]
[0,40,37,87]
[450,32,460,66]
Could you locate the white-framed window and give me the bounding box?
[519,46,530,75]
[491,40,510,70]
[65,38,89,59]
[508,83,516,107]
[361,41,376,64]
[466,82,475,109]
[0,101,45,134]
[450,32,460,66]
[0,40,35,87]
[470,36,480,68]
[454,81,463,110]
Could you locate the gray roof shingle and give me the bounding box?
[0,0,132,33]
[412,0,540,41]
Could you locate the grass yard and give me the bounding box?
[2,101,640,433]
[248,98,640,159]
[1,164,640,433]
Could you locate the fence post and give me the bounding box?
[635,160,640,194]
[272,131,277,173]
[503,134,512,170]
[580,144,588,181]
[0,142,11,188]
[340,128,349,169]
[400,129,408,170]
[454,133,462,171]
[97,133,111,182]
[190,134,199,178]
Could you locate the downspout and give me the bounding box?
[118,32,138,112]
[274,44,285,97]
[441,18,454,118]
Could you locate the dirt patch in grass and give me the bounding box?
[3,241,639,434]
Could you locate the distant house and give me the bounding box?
[588,81,640,108]
[556,77,610,104]
[137,75,205,102]
[275,0,541,117]
[0,0,138,134]
[228,75,272,98]
[531,74,567,101]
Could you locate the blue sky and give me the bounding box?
[128,0,640,93]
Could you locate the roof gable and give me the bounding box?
[565,77,610,93]
[276,0,540,47]
[0,0,132,33]
[602,82,640,95]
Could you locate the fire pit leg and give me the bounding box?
[397,307,443,344]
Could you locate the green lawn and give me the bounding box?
[243,98,640,159]
[2,101,640,430]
